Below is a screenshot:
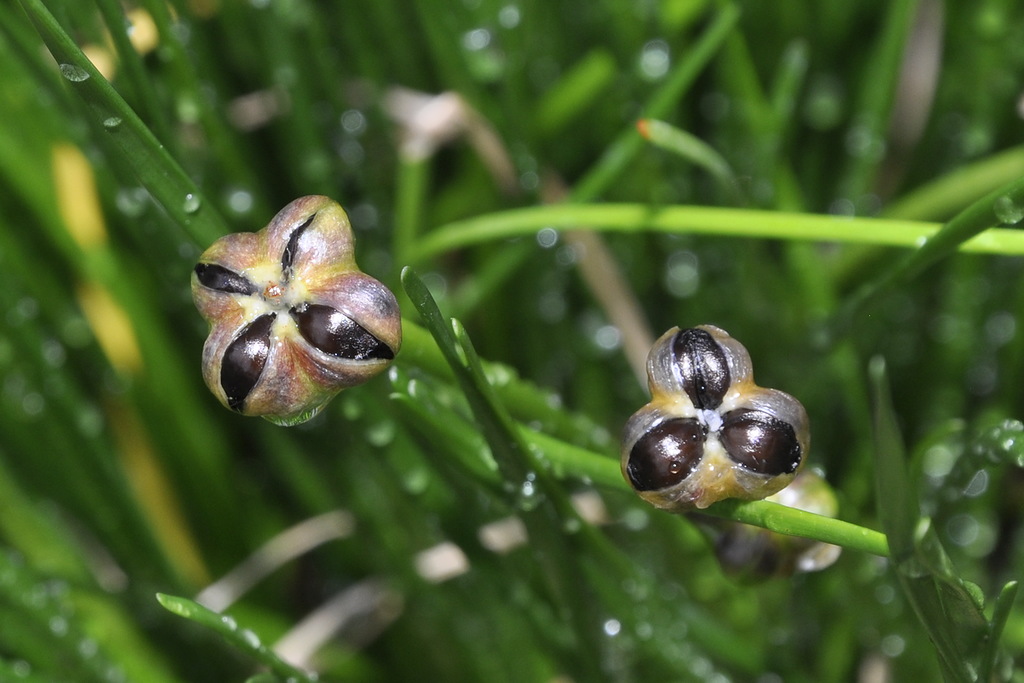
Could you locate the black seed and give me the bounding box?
[673,328,730,410]
[194,263,257,295]
[291,304,394,360]
[221,313,275,410]
[720,409,801,475]
[626,418,706,491]
[281,213,317,280]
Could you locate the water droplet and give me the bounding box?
[993,194,1024,225]
[638,40,670,81]
[402,467,430,494]
[602,618,622,637]
[102,116,122,129]
[366,419,396,447]
[664,250,700,298]
[963,469,989,497]
[225,188,254,214]
[48,615,69,636]
[880,633,906,657]
[59,64,90,82]
[536,227,558,248]
[462,28,491,51]
[78,638,99,658]
[220,615,237,630]
[21,392,45,417]
[239,628,261,649]
[182,193,202,214]
[844,123,885,161]
[593,324,621,351]
[498,5,521,28]
[115,187,150,218]
[517,473,542,511]
[340,109,366,135]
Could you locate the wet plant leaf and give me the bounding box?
[870,357,992,682]
[156,593,315,683]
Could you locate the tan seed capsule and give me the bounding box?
[192,195,401,426]
[622,325,809,510]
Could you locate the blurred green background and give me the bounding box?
[2,0,1024,680]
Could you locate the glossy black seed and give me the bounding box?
[194,263,257,295]
[626,418,706,491]
[281,213,317,280]
[720,409,801,475]
[221,313,275,410]
[673,328,730,410]
[291,304,394,360]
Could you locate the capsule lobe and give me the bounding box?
[280,213,316,281]
[194,263,257,296]
[720,408,801,475]
[626,418,706,491]
[221,313,276,410]
[673,328,730,409]
[291,303,394,360]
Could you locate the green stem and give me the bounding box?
[410,203,1024,262]
[521,426,890,557]
[393,155,430,275]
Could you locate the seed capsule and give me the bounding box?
[192,195,401,425]
[622,325,809,510]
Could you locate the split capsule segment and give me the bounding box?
[191,195,401,425]
[622,325,810,510]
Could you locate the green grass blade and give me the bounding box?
[411,203,1024,262]
[870,357,989,682]
[978,580,1019,682]
[834,172,1024,339]
[569,3,740,202]
[15,0,227,246]
[155,593,315,683]
[883,145,1024,221]
[401,267,611,680]
[638,118,737,194]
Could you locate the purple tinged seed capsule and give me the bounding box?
[192,195,401,426]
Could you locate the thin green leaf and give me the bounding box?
[155,593,315,683]
[15,0,227,246]
[834,172,1024,339]
[389,373,502,490]
[570,3,740,202]
[401,267,612,680]
[883,145,1024,221]
[638,119,738,195]
[533,49,618,138]
[978,580,1019,682]
[410,203,1024,262]
[870,357,989,682]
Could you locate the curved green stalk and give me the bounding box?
[521,426,890,557]
[410,203,1024,262]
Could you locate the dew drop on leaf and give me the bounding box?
[993,194,1024,225]
[182,193,202,214]
[239,628,261,649]
[58,64,90,82]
